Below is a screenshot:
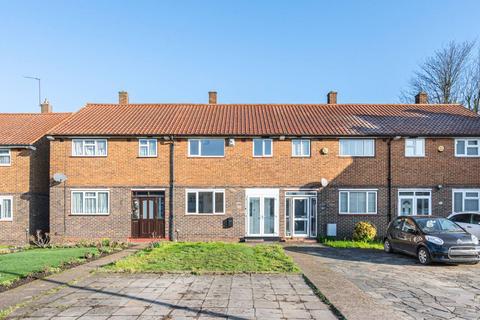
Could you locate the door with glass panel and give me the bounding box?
[131,191,165,238]
[398,190,431,216]
[285,191,317,238]
[246,189,279,236]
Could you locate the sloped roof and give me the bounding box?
[0,113,72,146]
[49,103,480,137]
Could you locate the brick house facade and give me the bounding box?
[0,110,71,245]
[45,92,480,243]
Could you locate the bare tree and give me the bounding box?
[463,49,480,113]
[401,41,476,105]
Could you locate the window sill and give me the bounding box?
[137,156,158,158]
[187,156,225,158]
[0,219,13,222]
[0,164,11,167]
[70,155,108,158]
[338,212,377,215]
[185,213,225,216]
[291,155,311,158]
[70,213,110,216]
[338,155,375,158]
[405,155,425,158]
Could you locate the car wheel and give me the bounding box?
[384,239,393,253]
[417,247,431,265]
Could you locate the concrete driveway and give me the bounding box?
[285,245,480,320]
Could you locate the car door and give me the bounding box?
[450,213,473,232]
[388,217,404,250]
[470,214,480,238]
[398,218,418,254]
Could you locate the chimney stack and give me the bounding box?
[119,91,129,105]
[209,91,217,104]
[415,92,428,104]
[327,91,337,104]
[40,99,52,113]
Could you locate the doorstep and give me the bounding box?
[127,238,168,243]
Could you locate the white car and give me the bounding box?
[448,212,480,238]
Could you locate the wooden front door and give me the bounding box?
[131,194,165,238]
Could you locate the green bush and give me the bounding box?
[352,221,377,242]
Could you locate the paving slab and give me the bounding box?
[4,273,337,319]
[285,244,480,320]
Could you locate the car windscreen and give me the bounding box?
[415,218,464,234]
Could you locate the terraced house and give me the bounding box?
[0,102,71,245]
[46,91,480,243]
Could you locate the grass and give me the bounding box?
[106,242,300,274]
[0,247,99,287]
[319,238,384,250]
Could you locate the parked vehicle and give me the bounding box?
[384,216,480,265]
[448,212,480,238]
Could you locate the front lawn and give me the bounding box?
[0,247,99,287]
[319,238,384,250]
[106,242,300,273]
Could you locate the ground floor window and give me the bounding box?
[0,196,12,221]
[398,189,431,216]
[186,189,224,214]
[71,190,109,215]
[339,190,377,214]
[453,189,480,213]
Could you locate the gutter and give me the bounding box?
[0,145,36,150]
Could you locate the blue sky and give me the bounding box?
[0,0,479,113]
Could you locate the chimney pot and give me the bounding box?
[209,91,217,104]
[119,91,129,105]
[415,92,428,104]
[327,91,337,104]
[40,99,52,113]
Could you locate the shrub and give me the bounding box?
[352,221,377,242]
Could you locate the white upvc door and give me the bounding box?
[293,198,309,237]
[245,189,279,237]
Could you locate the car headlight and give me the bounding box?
[472,235,479,245]
[425,235,444,245]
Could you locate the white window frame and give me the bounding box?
[455,138,480,157]
[185,189,225,215]
[405,138,425,157]
[452,189,480,213]
[398,189,432,216]
[138,139,157,157]
[291,139,310,157]
[0,149,11,166]
[339,139,375,157]
[338,189,377,215]
[188,139,225,158]
[253,139,273,157]
[72,139,108,157]
[70,189,110,215]
[0,196,13,221]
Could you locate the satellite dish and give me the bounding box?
[320,178,329,187]
[53,173,67,183]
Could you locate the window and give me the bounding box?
[405,138,425,157]
[450,214,472,224]
[453,189,480,213]
[0,149,11,166]
[392,218,404,230]
[339,139,375,157]
[72,139,107,157]
[398,190,431,216]
[455,138,480,157]
[188,139,225,157]
[71,190,109,215]
[401,218,417,233]
[186,189,224,214]
[339,190,377,214]
[138,139,157,157]
[0,196,13,221]
[292,139,310,157]
[253,139,273,157]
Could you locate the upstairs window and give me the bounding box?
[0,196,12,221]
[188,139,225,157]
[186,189,225,214]
[72,139,107,157]
[71,190,109,215]
[455,138,480,157]
[292,139,310,157]
[253,139,273,157]
[453,189,480,213]
[0,149,11,166]
[138,139,157,157]
[405,138,425,157]
[339,139,375,157]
